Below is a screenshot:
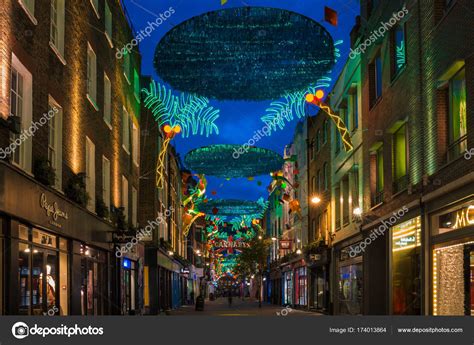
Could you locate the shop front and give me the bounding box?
[282,266,293,305]
[269,268,282,305]
[120,248,144,315]
[307,247,330,313]
[0,162,116,315]
[430,196,474,315]
[294,264,307,307]
[390,217,422,315]
[334,238,363,315]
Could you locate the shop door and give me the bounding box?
[81,259,104,315]
[313,268,326,310]
[31,248,58,315]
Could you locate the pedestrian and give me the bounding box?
[228,289,232,307]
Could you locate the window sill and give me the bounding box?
[18,0,38,25]
[86,94,99,111]
[369,96,382,111]
[122,145,130,155]
[124,73,131,85]
[370,202,384,211]
[390,65,407,86]
[105,32,114,48]
[104,119,112,130]
[90,0,101,19]
[133,160,139,168]
[49,41,67,66]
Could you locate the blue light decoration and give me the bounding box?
[141,80,220,138]
[153,7,336,101]
[260,40,343,133]
[122,258,131,269]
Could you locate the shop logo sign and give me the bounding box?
[40,193,68,226]
[453,205,474,229]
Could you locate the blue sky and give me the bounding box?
[123,0,360,201]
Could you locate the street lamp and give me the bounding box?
[311,196,321,204]
[271,237,277,241]
[353,207,362,216]
[296,249,302,255]
[258,235,262,240]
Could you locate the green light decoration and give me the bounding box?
[396,42,406,70]
[141,80,219,138]
[198,198,268,217]
[154,7,335,101]
[260,40,343,133]
[184,144,284,178]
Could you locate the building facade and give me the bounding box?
[0,0,141,315]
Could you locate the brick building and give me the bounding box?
[0,0,141,315]
[356,0,473,315]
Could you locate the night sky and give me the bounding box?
[123,0,359,201]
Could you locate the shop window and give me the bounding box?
[447,68,467,161]
[392,124,408,193]
[391,217,421,315]
[338,264,363,315]
[296,267,307,306]
[391,24,406,79]
[10,55,33,172]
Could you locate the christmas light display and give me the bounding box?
[305,90,354,151]
[184,145,284,178]
[154,7,335,100]
[198,199,266,217]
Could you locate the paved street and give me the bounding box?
[168,298,322,316]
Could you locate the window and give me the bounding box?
[133,69,140,101]
[371,145,384,205]
[123,52,131,84]
[311,176,316,194]
[393,124,408,192]
[322,120,328,144]
[322,209,328,241]
[132,187,138,227]
[103,73,111,127]
[90,0,100,18]
[86,43,97,108]
[391,24,406,78]
[316,130,321,152]
[349,88,359,131]
[104,1,113,47]
[352,166,360,209]
[85,137,96,212]
[10,54,33,173]
[323,162,328,191]
[370,53,383,106]
[102,156,110,211]
[48,97,62,190]
[50,0,65,59]
[132,121,139,165]
[368,0,380,16]
[342,175,350,225]
[122,107,130,153]
[122,176,129,221]
[19,0,36,23]
[335,185,341,230]
[447,67,467,161]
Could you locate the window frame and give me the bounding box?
[85,136,96,212]
[390,23,407,80]
[103,73,112,129]
[104,1,113,48]
[47,96,63,190]
[49,0,66,64]
[122,106,130,154]
[86,43,98,110]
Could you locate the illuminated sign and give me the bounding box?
[214,240,250,248]
[279,240,292,250]
[122,258,131,269]
[453,205,474,229]
[40,193,68,228]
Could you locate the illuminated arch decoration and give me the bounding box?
[184,145,284,178]
[305,90,353,151]
[141,80,220,188]
[260,40,343,133]
[154,7,336,101]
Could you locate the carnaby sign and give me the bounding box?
[214,240,250,248]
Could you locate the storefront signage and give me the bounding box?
[214,240,250,248]
[452,205,474,230]
[279,240,292,249]
[40,193,68,228]
[394,235,416,249]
